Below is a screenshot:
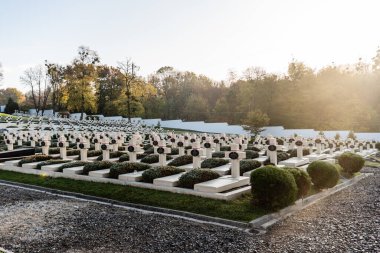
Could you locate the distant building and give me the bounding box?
[0,105,5,112]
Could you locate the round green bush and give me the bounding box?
[57,161,89,172]
[306,161,340,189]
[179,169,220,189]
[338,152,365,175]
[167,155,193,166]
[238,159,261,175]
[82,161,113,175]
[142,166,185,183]
[212,151,225,158]
[201,158,229,168]
[140,154,173,164]
[245,150,259,159]
[284,167,312,198]
[250,165,297,210]
[109,162,151,179]
[246,146,261,152]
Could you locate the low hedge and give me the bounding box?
[34,147,60,155]
[109,162,151,179]
[97,151,125,161]
[167,155,193,166]
[170,148,179,155]
[82,161,114,175]
[140,154,173,164]
[179,169,220,189]
[337,152,365,175]
[35,160,70,170]
[57,161,89,172]
[307,161,339,189]
[245,150,259,159]
[18,155,53,166]
[246,146,261,152]
[220,146,231,151]
[284,167,312,198]
[142,166,185,183]
[212,151,225,158]
[236,159,261,176]
[250,165,297,210]
[66,149,81,156]
[376,142,380,150]
[287,149,310,158]
[118,153,147,162]
[201,158,229,168]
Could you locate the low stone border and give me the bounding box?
[249,173,372,232]
[0,179,250,232]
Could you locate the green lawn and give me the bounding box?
[0,170,268,222]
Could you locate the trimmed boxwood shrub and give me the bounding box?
[337,152,365,175]
[245,150,259,159]
[18,154,53,166]
[263,151,290,166]
[284,167,312,198]
[236,159,261,176]
[179,169,220,189]
[212,151,225,158]
[201,158,229,168]
[170,148,179,155]
[119,154,130,162]
[375,142,380,150]
[66,149,81,156]
[109,162,151,179]
[35,147,60,155]
[307,161,340,189]
[36,160,70,170]
[220,146,231,151]
[82,161,113,175]
[144,147,154,154]
[287,149,310,158]
[143,144,153,150]
[140,154,173,164]
[87,150,102,157]
[246,146,261,152]
[250,165,297,210]
[167,155,193,166]
[96,151,125,161]
[142,166,185,183]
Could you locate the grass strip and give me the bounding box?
[0,170,268,222]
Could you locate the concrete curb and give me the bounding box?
[0,179,249,231]
[249,172,372,231]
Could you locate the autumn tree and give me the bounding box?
[20,66,51,116]
[242,109,270,137]
[45,61,66,112]
[0,88,25,104]
[66,46,99,119]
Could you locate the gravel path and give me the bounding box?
[0,167,379,253]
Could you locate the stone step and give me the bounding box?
[153,172,186,187]
[22,162,41,169]
[119,171,144,182]
[62,166,84,175]
[194,175,250,193]
[88,169,110,178]
[4,159,22,166]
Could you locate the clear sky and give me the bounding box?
[1,0,380,89]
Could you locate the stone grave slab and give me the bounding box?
[153,172,186,187]
[89,169,110,178]
[22,162,41,169]
[279,157,309,167]
[211,163,231,176]
[194,175,249,193]
[63,166,84,175]
[4,159,22,166]
[119,171,144,182]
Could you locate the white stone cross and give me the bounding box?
[225,143,246,178]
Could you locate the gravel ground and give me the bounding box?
[0,167,379,253]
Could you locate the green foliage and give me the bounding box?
[220,146,231,151]
[201,158,229,168]
[18,155,52,166]
[57,161,89,172]
[212,151,225,158]
[337,152,365,175]
[242,109,270,136]
[4,97,19,114]
[109,162,151,179]
[307,161,340,189]
[238,159,261,175]
[142,166,185,183]
[66,149,81,156]
[167,155,193,166]
[179,169,220,189]
[82,161,113,175]
[347,130,356,140]
[287,148,310,158]
[250,166,297,210]
[35,160,70,170]
[140,154,173,164]
[284,167,312,198]
[245,150,259,159]
[96,151,125,161]
[118,154,129,162]
[375,142,380,150]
